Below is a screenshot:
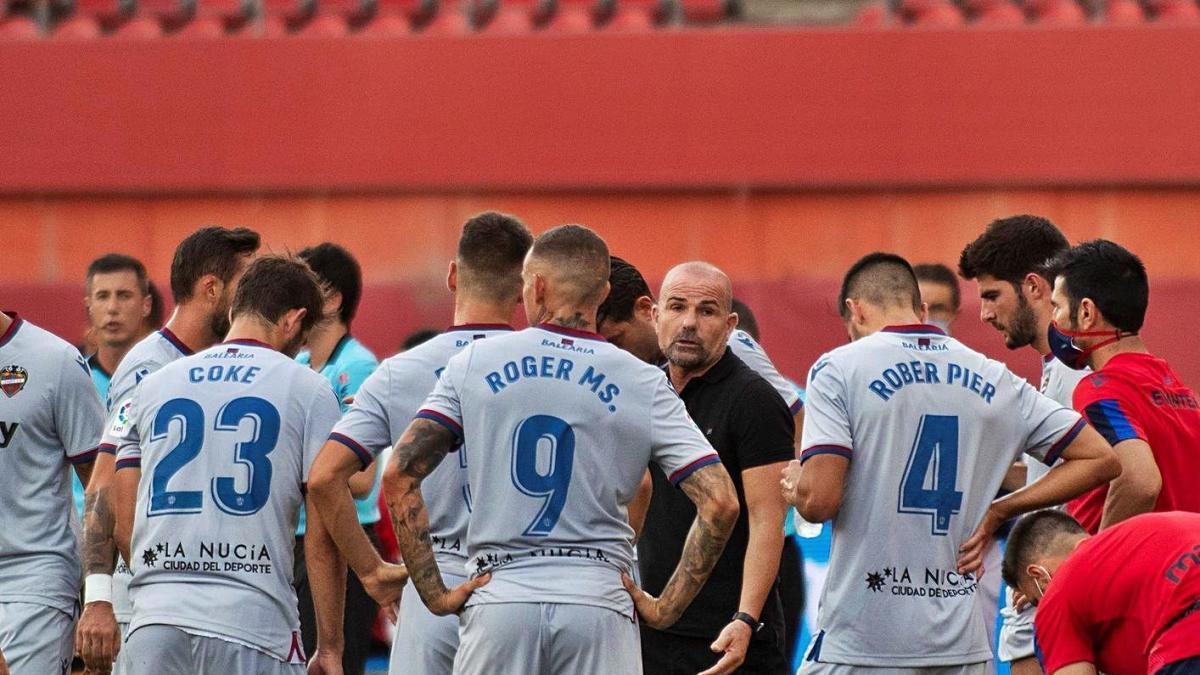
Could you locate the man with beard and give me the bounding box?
[76,225,259,674]
[631,261,794,675]
[1047,240,1200,532]
[958,215,1087,675]
[109,256,346,674]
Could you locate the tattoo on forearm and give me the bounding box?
[388,420,456,607]
[82,488,118,575]
[659,466,736,622]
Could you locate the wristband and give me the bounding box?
[731,611,763,633]
[84,574,113,605]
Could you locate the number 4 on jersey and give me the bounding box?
[898,415,963,536]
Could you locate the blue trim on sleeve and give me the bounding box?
[1043,418,1086,466]
[668,455,722,486]
[98,443,117,455]
[788,397,804,414]
[68,447,100,465]
[415,409,464,439]
[115,458,141,471]
[800,445,852,463]
[1083,399,1142,447]
[328,432,374,469]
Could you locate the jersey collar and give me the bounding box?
[0,312,22,349]
[880,324,947,336]
[447,323,514,333]
[159,326,195,356]
[328,334,353,364]
[223,338,274,350]
[537,323,607,342]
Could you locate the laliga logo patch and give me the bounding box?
[0,365,28,398]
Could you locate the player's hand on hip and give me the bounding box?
[779,460,803,506]
[306,648,344,675]
[363,561,409,621]
[698,620,751,675]
[76,600,121,673]
[427,573,491,616]
[621,572,676,630]
[0,644,9,675]
[957,505,1004,577]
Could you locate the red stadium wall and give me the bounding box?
[3,26,1200,386]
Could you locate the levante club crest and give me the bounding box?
[1,365,28,398]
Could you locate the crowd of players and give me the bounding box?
[0,213,1198,675]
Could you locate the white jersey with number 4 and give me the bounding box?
[800,324,1085,668]
[417,323,719,618]
[112,340,341,663]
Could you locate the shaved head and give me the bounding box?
[839,253,922,320]
[525,224,610,305]
[660,261,733,313]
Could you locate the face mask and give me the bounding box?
[1030,565,1053,605]
[1047,321,1131,370]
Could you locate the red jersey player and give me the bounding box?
[1002,510,1200,675]
[1046,239,1200,533]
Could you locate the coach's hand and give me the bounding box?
[426,573,491,616]
[698,620,750,675]
[621,573,678,630]
[957,505,1005,577]
[307,648,344,675]
[363,562,410,623]
[77,600,121,673]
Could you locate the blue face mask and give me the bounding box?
[1048,321,1128,370]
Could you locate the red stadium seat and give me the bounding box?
[1104,0,1143,21]
[296,0,367,35]
[112,13,162,34]
[853,2,892,26]
[679,0,725,23]
[900,0,964,25]
[420,0,471,32]
[476,0,548,33]
[1026,0,1087,23]
[0,14,40,37]
[361,0,426,32]
[254,0,309,34]
[55,0,127,35]
[973,1,1025,22]
[604,0,668,30]
[543,0,595,31]
[1148,0,1200,21]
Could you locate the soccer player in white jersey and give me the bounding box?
[77,225,260,674]
[107,256,367,674]
[958,215,1087,675]
[379,224,740,675]
[0,311,106,674]
[306,211,534,675]
[778,253,1120,675]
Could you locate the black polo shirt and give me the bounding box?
[637,348,795,639]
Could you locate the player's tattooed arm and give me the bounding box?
[623,463,739,629]
[384,419,490,616]
[77,454,123,673]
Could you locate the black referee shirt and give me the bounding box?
[637,347,796,639]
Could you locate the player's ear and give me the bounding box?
[198,274,221,305]
[447,261,458,293]
[140,291,152,319]
[918,301,929,323]
[1023,272,1047,301]
[1077,297,1099,330]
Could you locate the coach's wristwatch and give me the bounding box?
[731,611,763,634]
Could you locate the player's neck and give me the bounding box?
[1032,320,1051,356]
[225,317,281,351]
[95,342,134,376]
[163,305,214,352]
[1086,334,1149,370]
[0,312,11,335]
[452,297,515,328]
[539,307,599,333]
[304,322,349,371]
